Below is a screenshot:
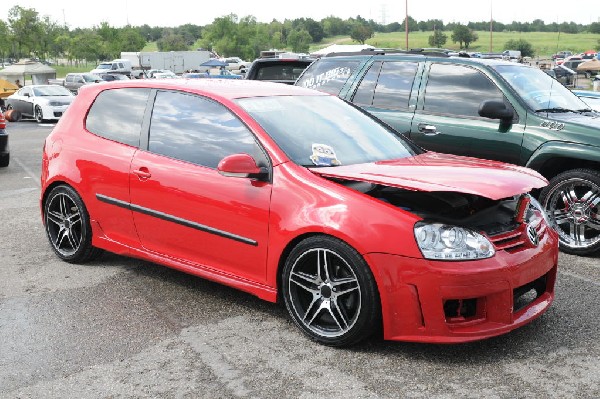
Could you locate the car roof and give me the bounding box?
[80,78,328,100]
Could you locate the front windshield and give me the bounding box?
[495,65,590,112]
[33,86,73,96]
[236,95,420,166]
[96,64,112,70]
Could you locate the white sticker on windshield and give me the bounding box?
[310,143,341,166]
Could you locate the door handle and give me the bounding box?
[132,167,151,180]
[418,123,441,136]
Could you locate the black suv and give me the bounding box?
[296,50,600,255]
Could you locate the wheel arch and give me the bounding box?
[525,142,600,181]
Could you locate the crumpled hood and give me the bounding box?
[311,152,547,200]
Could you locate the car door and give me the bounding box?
[12,87,34,116]
[349,60,420,136]
[409,62,524,165]
[129,90,272,283]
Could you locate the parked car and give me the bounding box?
[0,108,8,167]
[98,73,130,81]
[296,51,600,255]
[222,57,250,72]
[146,69,177,78]
[182,70,242,79]
[572,90,600,112]
[5,85,75,123]
[245,58,315,84]
[552,51,572,60]
[41,79,558,346]
[49,73,103,94]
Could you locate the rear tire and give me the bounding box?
[43,185,103,263]
[282,235,381,346]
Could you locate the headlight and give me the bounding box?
[526,194,552,228]
[414,222,495,261]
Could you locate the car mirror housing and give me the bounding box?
[478,100,514,121]
[217,153,268,179]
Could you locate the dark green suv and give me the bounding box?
[296,51,600,255]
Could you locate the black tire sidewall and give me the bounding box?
[282,235,381,346]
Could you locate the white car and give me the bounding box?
[146,69,176,78]
[222,57,250,72]
[5,85,75,123]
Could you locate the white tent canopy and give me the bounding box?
[0,60,57,85]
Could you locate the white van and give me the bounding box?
[502,50,522,62]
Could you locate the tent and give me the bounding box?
[200,58,228,67]
[0,79,18,99]
[577,59,600,72]
[0,59,57,86]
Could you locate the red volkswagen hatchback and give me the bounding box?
[41,79,559,346]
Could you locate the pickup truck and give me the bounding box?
[48,73,103,94]
[296,50,600,255]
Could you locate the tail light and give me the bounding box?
[0,111,6,129]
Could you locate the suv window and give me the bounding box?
[296,59,362,95]
[353,61,418,109]
[148,91,265,169]
[423,64,504,117]
[86,88,150,147]
[66,75,74,83]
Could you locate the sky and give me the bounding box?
[3,0,599,29]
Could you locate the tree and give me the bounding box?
[401,16,419,33]
[504,39,534,57]
[428,30,447,48]
[451,24,478,49]
[589,22,600,34]
[287,29,312,53]
[157,32,189,51]
[350,24,373,45]
[7,6,42,59]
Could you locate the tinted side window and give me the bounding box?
[86,88,150,147]
[296,59,362,95]
[423,64,504,117]
[149,91,265,169]
[352,62,382,106]
[372,61,418,109]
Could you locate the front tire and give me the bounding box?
[539,169,600,255]
[35,105,44,123]
[43,185,102,263]
[282,235,381,346]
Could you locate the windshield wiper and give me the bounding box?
[535,107,578,113]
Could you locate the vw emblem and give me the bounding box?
[526,225,539,247]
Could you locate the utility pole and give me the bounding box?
[490,0,493,52]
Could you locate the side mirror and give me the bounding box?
[24,93,30,97]
[478,100,514,121]
[218,153,268,179]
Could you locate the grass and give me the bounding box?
[313,31,599,59]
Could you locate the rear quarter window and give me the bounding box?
[86,88,150,147]
[296,59,362,95]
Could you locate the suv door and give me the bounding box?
[349,60,420,135]
[409,63,524,165]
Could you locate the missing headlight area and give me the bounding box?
[339,180,522,236]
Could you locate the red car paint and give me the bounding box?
[41,79,559,344]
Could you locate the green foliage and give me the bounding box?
[287,29,312,53]
[157,31,189,52]
[504,39,534,57]
[451,24,478,49]
[8,6,42,58]
[350,24,374,45]
[428,30,447,48]
[589,23,600,34]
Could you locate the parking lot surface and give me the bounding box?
[1,121,599,398]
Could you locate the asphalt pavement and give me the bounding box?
[1,120,599,398]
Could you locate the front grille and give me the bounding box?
[53,112,63,117]
[488,219,547,253]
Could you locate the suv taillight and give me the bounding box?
[0,112,6,129]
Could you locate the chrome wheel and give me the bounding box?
[541,169,600,255]
[35,105,43,123]
[43,185,102,263]
[45,190,83,257]
[283,236,380,346]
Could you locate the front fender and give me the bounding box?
[525,141,600,171]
